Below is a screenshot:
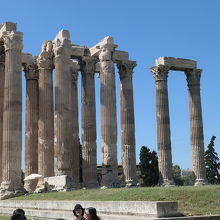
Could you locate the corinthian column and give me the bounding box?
[70,62,80,188]
[0,31,24,198]
[0,41,5,184]
[54,31,74,182]
[117,60,137,187]
[99,44,118,187]
[185,69,207,185]
[150,65,174,186]
[23,57,39,192]
[37,41,54,178]
[81,56,98,188]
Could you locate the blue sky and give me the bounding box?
[1,0,220,170]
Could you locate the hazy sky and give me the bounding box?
[1,0,220,169]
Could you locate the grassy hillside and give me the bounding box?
[10,185,220,216]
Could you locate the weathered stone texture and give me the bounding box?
[118,60,137,186]
[54,30,75,184]
[185,69,207,185]
[70,62,80,188]
[23,57,39,192]
[37,41,54,178]
[151,65,174,186]
[99,43,118,187]
[0,41,5,184]
[0,31,24,197]
[81,56,98,188]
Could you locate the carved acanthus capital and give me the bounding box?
[117,60,136,79]
[150,65,170,81]
[37,41,54,69]
[80,56,97,74]
[185,68,202,87]
[24,64,39,80]
[53,32,71,61]
[3,31,23,51]
[99,44,115,62]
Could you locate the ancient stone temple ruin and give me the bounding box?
[151,57,207,186]
[0,22,207,199]
[0,22,137,198]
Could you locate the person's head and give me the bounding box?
[73,204,84,217]
[10,214,27,220]
[84,207,100,220]
[13,209,25,216]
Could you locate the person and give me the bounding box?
[84,207,100,220]
[10,213,27,220]
[11,209,27,220]
[73,204,85,220]
[13,209,25,216]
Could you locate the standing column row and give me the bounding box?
[151,65,174,186]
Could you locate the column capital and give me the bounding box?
[117,60,136,79]
[3,31,23,51]
[185,68,202,87]
[150,65,170,81]
[24,64,39,80]
[99,44,115,62]
[37,41,54,69]
[80,56,97,74]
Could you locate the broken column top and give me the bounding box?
[54,29,70,42]
[0,22,17,37]
[90,36,118,57]
[156,57,197,71]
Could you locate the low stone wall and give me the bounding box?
[0,200,219,220]
[0,200,180,219]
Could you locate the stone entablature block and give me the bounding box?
[156,56,197,71]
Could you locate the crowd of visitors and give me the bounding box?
[10,204,100,220]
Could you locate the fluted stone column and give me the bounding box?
[117,60,137,187]
[99,44,118,187]
[0,31,24,198]
[70,63,80,188]
[37,41,54,179]
[185,69,207,185]
[151,65,174,186]
[81,57,98,188]
[54,32,75,183]
[0,41,5,184]
[24,60,39,192]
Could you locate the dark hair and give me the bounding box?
[73,204,84,217]
[10,214,27,220]
[86,207,100,220]
[13,209,25,216]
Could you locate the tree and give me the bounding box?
[139,146,159,186]
[204,136,220,184]
[182,171,196,186]
[173,165,183,186]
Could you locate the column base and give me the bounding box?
[194,178,208,186]
[0,181,25,200]
[159,179,176,187]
